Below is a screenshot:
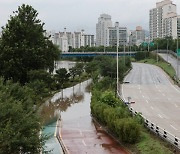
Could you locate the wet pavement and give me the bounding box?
[41,61,129,154]
[60,80,129,154]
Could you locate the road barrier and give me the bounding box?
[117,91,180,150]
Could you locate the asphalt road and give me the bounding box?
[159,53,180,79]
[122,63,180,139]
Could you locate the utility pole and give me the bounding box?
[177,37,179,79]
[116,22,119,93]
[157,43,158,63]
[124,41,126,66]
[167,37,169,62]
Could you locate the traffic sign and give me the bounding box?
[149,42,154,47]
[177,49,180,57]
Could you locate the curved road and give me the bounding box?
[122,63,180,139]
[159,53,180,79]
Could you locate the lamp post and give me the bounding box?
[157,43,159,63]
[167,37,169,62]
[177,36,179,79]
[116,22,119,93]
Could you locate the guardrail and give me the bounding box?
[117,91,180,150]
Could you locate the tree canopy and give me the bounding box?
[0,78,43,153]
[0,4,60,84]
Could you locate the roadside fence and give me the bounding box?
[117,91,180,150]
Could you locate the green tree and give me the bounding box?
[55,68,70,89]
[0,4,60,84]
[0,78,43,153]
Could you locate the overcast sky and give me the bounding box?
[0,0,180,35]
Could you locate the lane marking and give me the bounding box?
[146,100,149,104]
[54,120,58,137]
[82,140,87,146]
[175,104,178,108]
[158,114,163,119]
[170,125,178,131]
[168,98,171,101]
[151,106,154,110]
[79,130,82,136]
[142,95,145,98]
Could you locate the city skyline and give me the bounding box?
[0,0,180,35]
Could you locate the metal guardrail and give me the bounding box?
[117,91,180,150]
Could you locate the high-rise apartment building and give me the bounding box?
[150,0,179,41]
[47,29,95,52]
[96,14,112,46]
[130,26,146,46]
[84,35,95,47]
[107,22,127,46]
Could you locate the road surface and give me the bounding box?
[122,63,180,140]
[159,53,180,79]
[59,80,129,154]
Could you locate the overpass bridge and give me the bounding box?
[61,51,136,57]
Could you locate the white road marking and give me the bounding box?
[146,100,149,104]
[158,114,163,119]
[171,84,180,94]
[168,98,171,101]
[79,130,82,136]
[82,140,87,146]
[142,95,145,98]
[170,125,178,131]
[175,104,178,108]
[54,120,58,137]
[151,106,154,110]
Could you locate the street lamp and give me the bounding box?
[177,36,179,79]
[116,22,119,94]
[167,37,169,62]
[156,43,159,63]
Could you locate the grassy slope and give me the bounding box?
[135,128,173,154]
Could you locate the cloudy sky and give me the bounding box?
[0,0,180,35]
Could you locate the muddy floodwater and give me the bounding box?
[41,61,129,154]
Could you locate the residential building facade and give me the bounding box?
[96,14,112,46]
[47,29,95,52]
[149,0,179,41]
[107,22,127,46]
[130,26,146,46]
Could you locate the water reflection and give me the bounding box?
[40,84,85,125]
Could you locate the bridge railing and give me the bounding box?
[117,91,180,150]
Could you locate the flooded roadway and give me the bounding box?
[60,80,128,154]
[41,61,129,154]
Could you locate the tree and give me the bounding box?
[0,78,43,153]
[55,68,70,89]
[69,67,77,80]
[0,4,60,84]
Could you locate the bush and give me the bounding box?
[115,118,140,143]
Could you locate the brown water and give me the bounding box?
[41,61,129,154]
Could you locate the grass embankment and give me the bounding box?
[136,128,173,154]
